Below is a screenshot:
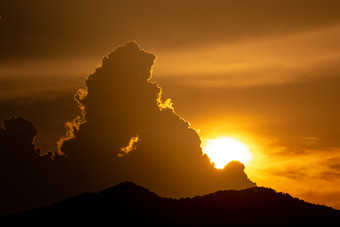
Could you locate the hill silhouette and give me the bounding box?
[1,182,339,226]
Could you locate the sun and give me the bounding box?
[202,137,252,169]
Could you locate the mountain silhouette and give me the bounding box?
[1,182,339,226]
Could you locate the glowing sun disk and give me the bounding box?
[203,137,252,169]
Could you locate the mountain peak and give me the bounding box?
[99,181,159,200]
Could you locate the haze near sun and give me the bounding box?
[203,137,252,169]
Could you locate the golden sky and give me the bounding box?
[1,0,340,209]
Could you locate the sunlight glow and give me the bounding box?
[203,137,252,169]
[118,135,139,157]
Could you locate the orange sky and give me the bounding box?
[1,0,340,209]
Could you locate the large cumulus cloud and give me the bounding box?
[58,42,255,196]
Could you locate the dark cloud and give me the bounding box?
[0,116,41,155]
[0,116,53,217]
[0,42,255,217]
[1,0,340,60]
[330,163,340,170]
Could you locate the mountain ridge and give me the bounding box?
[1,181,339,226]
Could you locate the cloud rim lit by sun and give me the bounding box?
[202,137,252,169]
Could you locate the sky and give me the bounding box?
[1,0,340,210]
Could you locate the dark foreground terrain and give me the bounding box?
[1,182,339,226]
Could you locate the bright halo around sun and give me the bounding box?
[202,137,252,169]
